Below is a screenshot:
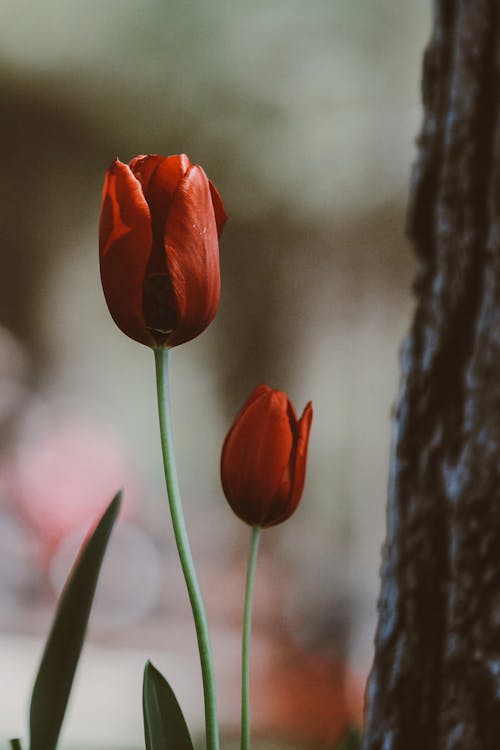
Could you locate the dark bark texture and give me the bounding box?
[363,2,500,749]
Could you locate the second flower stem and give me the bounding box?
[241,525,262,750]
[154,347,219,750]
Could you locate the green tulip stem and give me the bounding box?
[154,347,219,750]
[241,525,262,750]
[9,740,22,750]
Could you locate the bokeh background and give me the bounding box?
[0,2,429,748]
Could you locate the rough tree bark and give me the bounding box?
[363,2,500,749]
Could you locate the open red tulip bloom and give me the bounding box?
[221,385,313,527]
[99,154,227,348]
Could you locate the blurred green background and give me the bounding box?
[0,1,429,747]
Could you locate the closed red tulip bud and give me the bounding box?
[99,153,227,348]
[221,385,313,527]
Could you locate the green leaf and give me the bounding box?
[143,661,194,750]
[10,739,22,750]
[335,725,363,750]
[29,491,122,750]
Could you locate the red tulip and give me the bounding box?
[99,154,227,348]
[221,385,313,527]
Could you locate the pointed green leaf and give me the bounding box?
[143,661,194,750]
[29,491,122,750]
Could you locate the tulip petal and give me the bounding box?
[208,181,228,239]
[287,402,314,511]
[162,165,221,347]
[221,390,293,526]
[264,400,313,526]
[128,154,163,192]
[131,155,191,246]
[228,385,272,426]
[99,159,154,346]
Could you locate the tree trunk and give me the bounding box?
[363,2,500,748]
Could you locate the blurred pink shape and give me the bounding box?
[7,420,138,559]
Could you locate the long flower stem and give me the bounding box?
[154,347,219,750]
[241,526,262,750]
